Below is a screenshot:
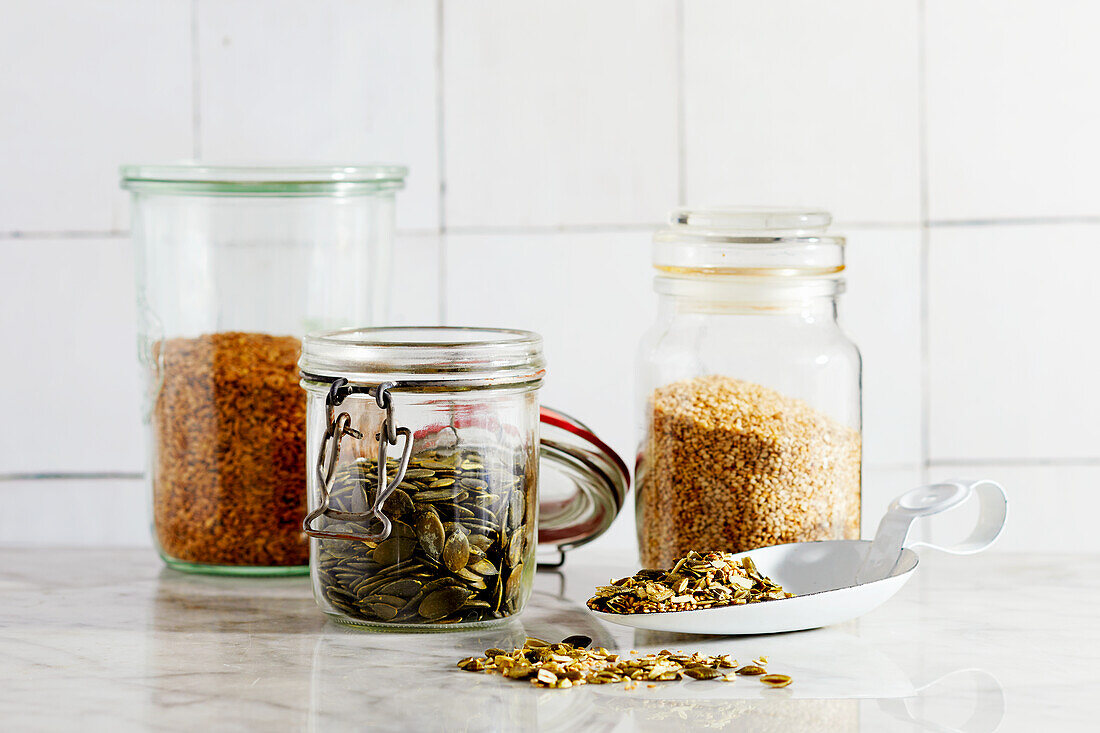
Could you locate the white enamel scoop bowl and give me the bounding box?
[590,479,1007,635]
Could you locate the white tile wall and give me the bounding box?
[443,0,679,228]
[929,223,1100,461]
[0,237,144,474]
[196,0,441,230]
[924,464,1100,553]
[842,227,923,469]
[926,0,1100,221]
[444,229,656,463]
[682,0,922,225]
[0,0,192,233]
[391,231,445,326]
[2,0,1099,553]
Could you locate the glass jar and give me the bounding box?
[299,327,628,629]
[121,164,406,575]
[636,208,862,568]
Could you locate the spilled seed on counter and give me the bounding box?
[586,550,794,614]
[457,636,793,690]
[313,446,534,625]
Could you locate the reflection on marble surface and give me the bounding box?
[0,549,1096,731]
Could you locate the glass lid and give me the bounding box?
[537,407,630,560]
[653,206,845,275]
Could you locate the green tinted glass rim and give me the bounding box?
[120,163,407,195]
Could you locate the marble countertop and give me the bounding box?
[1,549,1096,731]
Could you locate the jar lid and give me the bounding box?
[300,327,546,386]
[120,163,407,196]
[538,407,631,556]
[654,206,845,275]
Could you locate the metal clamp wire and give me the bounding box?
[303,380,412,543]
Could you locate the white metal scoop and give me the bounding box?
[590,479,1008,635]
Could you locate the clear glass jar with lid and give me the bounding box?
[299,327,628,629]
[121,163,406,575]
[636,208,861,568]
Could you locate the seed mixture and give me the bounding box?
[315,446,534,625]
[152,332,308,567]
[457,636,792,690]
[638,375,861,568]
[586,550,792,614]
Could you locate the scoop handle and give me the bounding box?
[856,479,1008,584]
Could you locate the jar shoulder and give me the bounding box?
[639,311,861,362]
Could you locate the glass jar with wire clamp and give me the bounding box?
[299,327,629,629]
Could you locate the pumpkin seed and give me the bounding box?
[468,533,493,551]
[373,536,416,565]
[415,488,468,503]
[373,578,422,598]
[365,593,406,608]
[368,603,400,621]
[381,488,414,520]
[736,665,767,676]
[506,530,525,568]
[442,529,471,573]
[507,490,524,528]
[456,637,792,690]
[315,447,531,626]
[415,508,446,558]
[419,587,474,620]
[467,557,498,576]
[452,566,483,584]
[684,666,723,680]
[505,562,523,601]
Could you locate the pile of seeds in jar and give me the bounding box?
[457,636,792,690]
[153,332,307,567]
[638,375,861,568]
[586,550,793,614]
[314,445,534,625]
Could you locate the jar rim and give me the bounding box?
[120,162,407,195]
[299,326,546,385]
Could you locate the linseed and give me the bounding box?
[152,332,307,567]
[637,375,860,568]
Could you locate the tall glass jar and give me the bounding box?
[299,327,629,629]
[121,164,406,575]
[636,208,861,568]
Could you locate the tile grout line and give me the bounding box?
[675,0,687,207]
[917,0,931,494]
[0,230,130,241]
[929,457,1100,468]
[929,215,1100,228]
[435,0,447,325]
[8,456,1100,484]
[6,216,1100,243]
[446,222,664,236]
[190,0,202,159]
[0,472,144,482]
